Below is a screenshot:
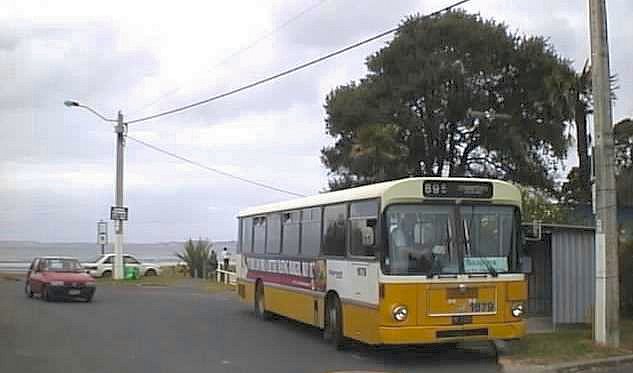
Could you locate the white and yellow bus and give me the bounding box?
[235,177,528,348]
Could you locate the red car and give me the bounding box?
[25,256,96,302]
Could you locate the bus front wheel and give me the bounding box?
[254,281,271,320]
[324,294,345,350]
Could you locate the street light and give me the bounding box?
[65,100,126,280]
[64,101,117,123]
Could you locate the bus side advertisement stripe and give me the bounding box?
[247,270,313,290]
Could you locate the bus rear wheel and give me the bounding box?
[324,294,345,350]
[254,281,271,320]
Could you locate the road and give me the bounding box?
[0,279,628,373]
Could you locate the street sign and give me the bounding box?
[110,206,129,221]
[98,233,108,245]
[97,220,108,255]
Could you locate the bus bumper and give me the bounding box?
[378,320,526,345]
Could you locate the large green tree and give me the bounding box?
[322,11,574,191]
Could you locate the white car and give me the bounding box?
[82,254,161,278]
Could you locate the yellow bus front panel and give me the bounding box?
[376,279,527,344]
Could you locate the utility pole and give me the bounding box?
[113,111,126,280]
[589,0,619,347]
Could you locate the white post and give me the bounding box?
[113,111,126,280]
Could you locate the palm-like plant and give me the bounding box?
[176,239,213,278]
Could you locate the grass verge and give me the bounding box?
[505,319,633,365]
[96,266,234,293]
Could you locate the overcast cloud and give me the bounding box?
[1,0,631,242]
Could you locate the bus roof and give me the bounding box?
[238,177,521,217]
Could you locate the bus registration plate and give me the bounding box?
[452,315,472,325]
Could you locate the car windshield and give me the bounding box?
[385,204,517,276]
[41,258,83,273]
[89,255,105,263]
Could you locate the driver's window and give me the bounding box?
[103,256,113,264]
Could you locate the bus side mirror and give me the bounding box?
[520,256,532,274]
[361,226,375,246]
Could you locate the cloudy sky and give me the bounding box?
[1,0,631,243]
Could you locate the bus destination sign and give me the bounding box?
[423,181,493,199]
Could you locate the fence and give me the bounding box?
[215,268,236,285]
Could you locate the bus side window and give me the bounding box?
[350,200,379,257]
[282,211,300,256]
[322,204,347,257]
[241,218,254,253]
[266,213,281,254]
[300,207,321,257]
[253,217,267,254]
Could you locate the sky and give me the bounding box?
[1,0,632,243]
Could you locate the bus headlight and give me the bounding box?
[512,304,524,318]
[392,305,408,321]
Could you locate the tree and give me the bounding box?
[176,239,213,279]
[620,239,633,316]
[322,122,408,189]
[561,65,620,205]
[615,118,633,207]
[568,61,593,203]
[322,11,574,191]
[560,166,592,204]
[615,118,633,170]
[521,187,570,224]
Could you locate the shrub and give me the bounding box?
[175,239,216,279]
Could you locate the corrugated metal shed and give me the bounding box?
[526,237,552,315]
[550,227,595,325]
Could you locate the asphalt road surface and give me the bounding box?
[1,278,625,373]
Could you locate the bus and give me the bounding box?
[235,177,528,348]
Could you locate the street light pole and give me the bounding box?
[64,100,126,280]
[113,111,126,280]
[589,0,619,347]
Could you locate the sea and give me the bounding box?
[0,240,237,272]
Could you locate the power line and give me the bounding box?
[126,0,471,125]
[125,134,307,197]
[128,0,330,118]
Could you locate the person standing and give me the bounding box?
[221,247,230,282]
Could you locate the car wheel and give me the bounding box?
[324,294,345,350]
[25,281,33,298]
[102,270,112,278]
[145,269,157,276]
[85,296,93,303]
[254,281,271,320]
